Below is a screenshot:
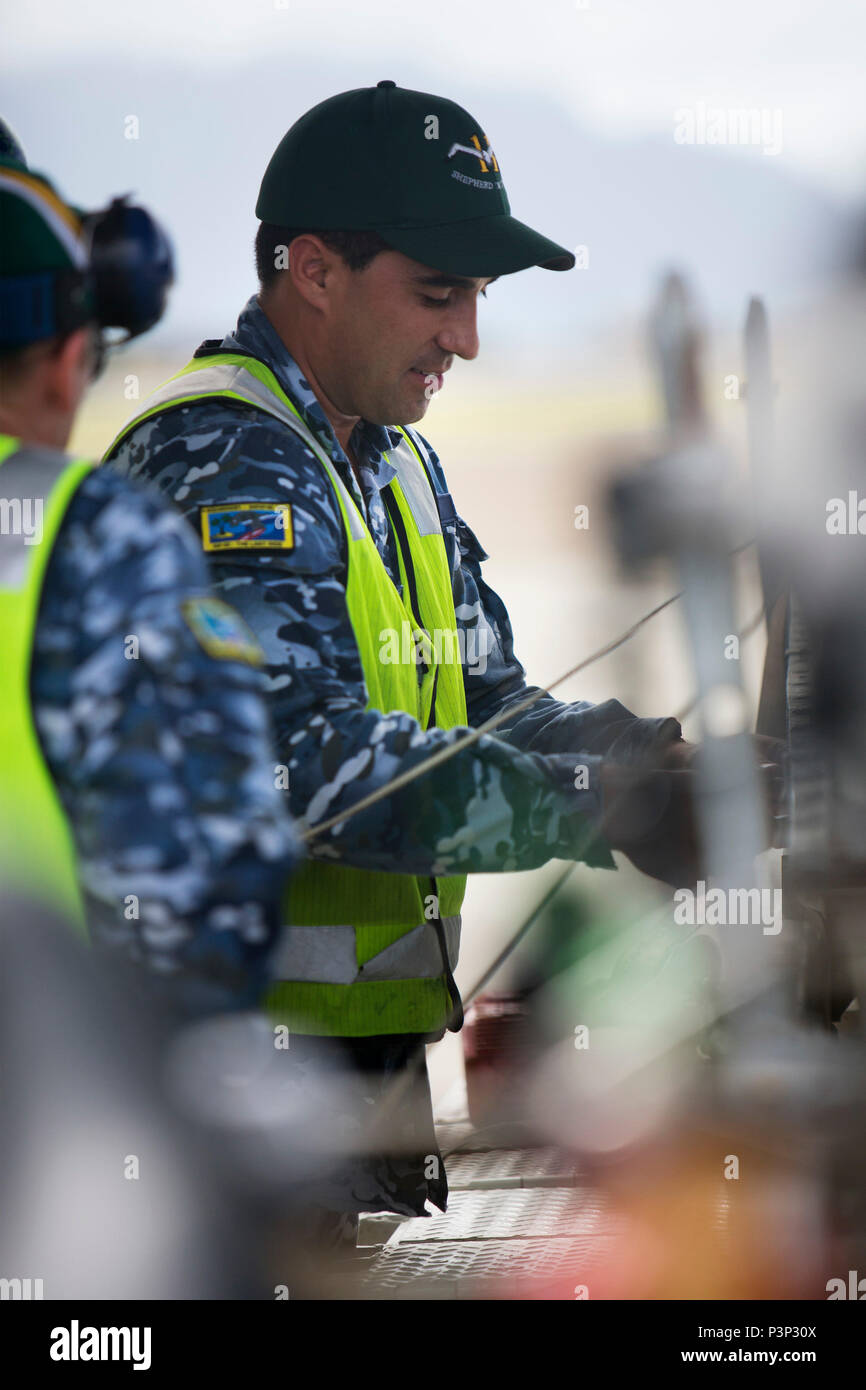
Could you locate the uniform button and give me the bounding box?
[377,79,396,89]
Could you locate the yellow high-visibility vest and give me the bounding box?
[105,354,468,1036]
[0,433,92,931]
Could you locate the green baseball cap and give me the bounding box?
[256,80,575,277]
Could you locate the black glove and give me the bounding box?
[599,764,702,887]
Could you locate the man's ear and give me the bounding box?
[285,234,340,310]
[46,327,93,415]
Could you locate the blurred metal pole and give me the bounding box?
[657,275,783,1016]
[618,273,786,1019]
[747,298,788,742]
[745,300,779,614]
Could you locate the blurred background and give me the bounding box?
[4,0,866,1298]
[7,0,863,1109]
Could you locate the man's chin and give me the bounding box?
[377,394,430,429]
[364,377,434,428]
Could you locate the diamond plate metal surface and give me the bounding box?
[387,1184,619,1244]
[347,1132,623,1299]
[356,1234,619,1299]
[435,1119,534,1153]
[444,1146,579,1188]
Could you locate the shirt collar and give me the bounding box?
[223,295,400,485]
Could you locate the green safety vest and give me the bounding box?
[0,434,92,931]
[105,353,470,1037]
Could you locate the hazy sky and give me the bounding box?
[4,0,862,361]
[6,0,865,199]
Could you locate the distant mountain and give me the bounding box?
[3,54,857,370]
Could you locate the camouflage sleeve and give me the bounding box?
[31,468,302,1018]
[412,431,683,763]
[108,408,614,875]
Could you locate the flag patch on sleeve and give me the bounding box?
[200,502,294,551]
[180,597,264,666]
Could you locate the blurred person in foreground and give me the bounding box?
[104,83,781,1243]
[0,142,302,1021]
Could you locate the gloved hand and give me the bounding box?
[599,763,702,886]
[657,737,700,770]
[599,735,788,885]
[658,734,788,846]
[655,734,785,772]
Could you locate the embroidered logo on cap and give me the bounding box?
[446,133,499,173]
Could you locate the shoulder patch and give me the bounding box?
[180,597,264,666]
[201,502,294,551]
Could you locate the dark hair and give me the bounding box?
[0,334,69,391]
[0,326,103,392]
[254,222,391,288]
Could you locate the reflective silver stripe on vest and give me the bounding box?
[119,364,445,544]
[386,436,442,536]
[0,445,69,589]
[270,914,461,985]
[138,362,314,441]
[121,365,369,541]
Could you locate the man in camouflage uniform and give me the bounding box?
[105,83,704,1234]
[0,152,301,1019]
